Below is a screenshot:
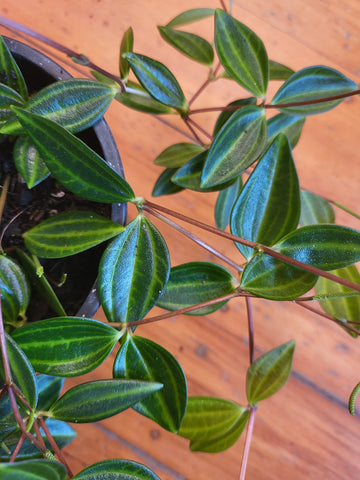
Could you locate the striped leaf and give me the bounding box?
[156,261,238,315]
[215,176,243,230]
[215,9,269,98]
[267,113,305,148]
[152,168,184,197]
[12,317,121,377]
[158,26,214,66]
[49,379,162,423]
[113,334,187,432]
[24,211,125,258]
[116,81,175,114]
[0,83,25,126]
[166,8,215,28]
[0,36,28,99]
[212,98,257,137]
[36,375,65,411]
[2,79,118,135]
[73,459,161,480]
[99,215,170,323]
[300,190,335,226]
[13,136,49,188]
[201,106,267,188]
[231,134,300,260]
[154,142,205,168]
[270,66,357,115]
[0,459,67,480]
[178,396,249,453]
[124,53,188,112]
[12,108,135,203]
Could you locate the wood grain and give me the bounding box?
[1,1,359,478]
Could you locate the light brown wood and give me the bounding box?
[1,1,360,478]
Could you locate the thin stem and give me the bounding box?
[239,406,256,480]
[145,207,243,272]
[185,116,213,141]
[32,419,48,453]
[327,199,360,220]
[189,104,251,115]
[182,117,203,144]
[189,76,213,107]
[245,297,255,364]
[264,89,360,109]
[0,175,11,225]
[10,432,25,462]
[144,201,360,293]
[220,0,228,12]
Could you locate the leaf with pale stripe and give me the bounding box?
[215,176,243,230]
[0,83,24,127]
[0,36,28,99]
[152,168,184,197]
[73,459,161,480]
[13,135,49,188]
[300,190,335,226]
[0,459,67,480]
[166,8,215,28]
[154,142,205,168]
[267,113,305,148]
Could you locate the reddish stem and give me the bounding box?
[264,89,360,109]
[246,297,255,364]
[239,406,256,480]
[10,432,26,462]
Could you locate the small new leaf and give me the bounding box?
[166,8,215,28]
[154,142,205,168]
[13,136,49,188]
[119,27,134,80]
[246,340,295,404]
[152,168,184,197]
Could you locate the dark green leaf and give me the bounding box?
[215,175,243,230]
[113,333,187,432]
[2,79,118,135]
[116,81,175,114]
[166,8,215,28]
[0,36,28,99]
[201,106,267,188]
[0,459,67,480]
[36,375,65,411]
[267,113,305,148]
[178,396,249,453]
[274,224,360,270]
[13,136,49,188]
[231,134,300,260]
[269,60,295,81]
[99,215,170,323]
[12,317,121,377]
[300,190,335,226]
[316,265,360,337]
[270,66,358,115]
[152,168,184,197]
[212,98,257,137]
[119,27,134,80]
[246,340,295,404]
[240,254,317,300]
[24,211,125,258]
[0,83,24,126]
[12,108,135,203]
[49,379,162,423]
[215,9,269,97]
[0,334,37,409]
[73,459,161,480]
[158,26,214,66]
[124,53,188,112]
[156,261,238,315]
[153,142,205,168]
[0,255,30,326]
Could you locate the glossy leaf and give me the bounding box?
[215,175,243,230]
[154,142,205,168]
[12,108,135,203]
[0,334,38,409]
[0,83,25,126]
[113,333,187,432]
[246,340,295,404]
[201,106,267,188]
[316,265,360,337]
[0,255,30,325]
[49,379,162,423]
[166,8,215,28]
[267,113,305,148]
[270,66,358,115]
[119,27,134,80]
[269,60,295,81]
[0,36,28,99]
[24,211,125,258]
[152,168,184,197]
[2,79,118,135]
[178,396,249,453]
[116,81,174,114]
[274,224,360,270]
[231,134,300,260]
[12,317,121,377]
[172,150,237,192]
[13,136,49,188]
[156,261,238,315]
[73,459,161,480]
[0,459,67,480]
[36,375,65,411]
[300,190,335,226]
[215,9,269,97]
[123,53,188,112]
[240,254,317,300]
[99,215,170,323]
[212,98,257,137]
[158,26,214,66]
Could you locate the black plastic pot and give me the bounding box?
[2,36,126,319]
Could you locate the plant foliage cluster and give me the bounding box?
[0,4,360,479]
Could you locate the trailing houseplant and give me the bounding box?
[1,3,360,479]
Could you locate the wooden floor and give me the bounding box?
[1,1,360,478]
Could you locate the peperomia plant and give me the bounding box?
[1,3,360,479]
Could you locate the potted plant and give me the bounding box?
[1,3,360,480]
